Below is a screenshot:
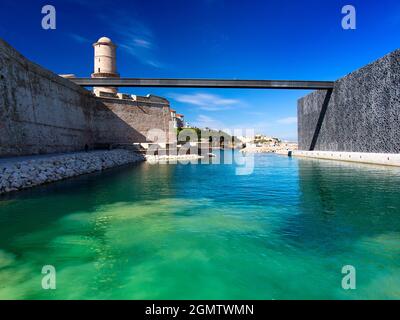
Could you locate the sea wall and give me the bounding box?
[0,38,171,158]
[0,150,144,194]
[298,49,400,153]
[291,150,400,167]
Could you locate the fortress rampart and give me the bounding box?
[0,39,171,157]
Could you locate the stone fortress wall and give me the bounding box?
[95,94,172,146]
[298,49,400,153]
[0,38,172,158]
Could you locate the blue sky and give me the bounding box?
[1,0,399,140]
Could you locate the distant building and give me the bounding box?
[176,114,185,128]
[254,134,278,145]
[170,109,177,128]
[237,136,255,144]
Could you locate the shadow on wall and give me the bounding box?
[94,97,170,147]
[92,98,148,148]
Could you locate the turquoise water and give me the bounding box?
[0,153,400,299]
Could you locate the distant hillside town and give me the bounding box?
[238,134,298,153]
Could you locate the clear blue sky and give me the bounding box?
[1,0,399,140]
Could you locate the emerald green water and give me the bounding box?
[1,153,400,299]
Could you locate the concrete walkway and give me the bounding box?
[290,150,400,167]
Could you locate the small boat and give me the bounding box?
[207,153,217,158]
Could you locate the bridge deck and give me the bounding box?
[70,78,334,90]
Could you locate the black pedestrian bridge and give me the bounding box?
[71,78,334,90]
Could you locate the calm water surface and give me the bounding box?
[0,153,400,299]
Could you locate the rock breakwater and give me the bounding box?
[0,150,144,194]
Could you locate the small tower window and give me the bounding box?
[98,68,100,72]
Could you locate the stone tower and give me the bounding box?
[91,36,119,95]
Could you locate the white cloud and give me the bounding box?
[245,111,265,116]
[98,12,164,69]
[171,93,240,111]
[193,115,226,129]
[133,38,152,48]
[193,115,268,132]
[277,117,297,125]
[191,114,297,140]
[68,33,91,44]
[117,30,163,68]
[64,0,95,6]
